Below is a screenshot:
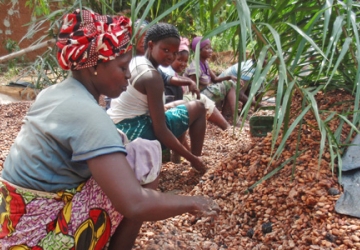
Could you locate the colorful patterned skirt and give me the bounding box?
[0,177,121,249]
[201,80,234,103]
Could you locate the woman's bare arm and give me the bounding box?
[169,76,200,99]
[135,70,198,164]
[210,68,237,83]
[88,153,219,221]
[187,74,210,89]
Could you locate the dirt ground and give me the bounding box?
[1,89,360,249]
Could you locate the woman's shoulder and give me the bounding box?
[130,56,159,81]
[159,65,175,76]
[36,79,103,123]
[184,60,197,76]
[130,56,155,71]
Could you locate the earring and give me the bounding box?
[94,71,97,76]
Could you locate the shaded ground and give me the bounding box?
[1,90,360,249]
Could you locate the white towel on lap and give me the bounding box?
[118,130,162,185]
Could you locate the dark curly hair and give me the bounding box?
[144,23,180,50]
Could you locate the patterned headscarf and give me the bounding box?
[179,37,190,52]
[191,36,211,51]
[56,9,132,71]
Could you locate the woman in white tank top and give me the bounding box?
[108,23,208,174]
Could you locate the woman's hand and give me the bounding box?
[240,79,245,87]
[191,196,220,218]
[89,153,218,221]
[189,155,206,174]
[188,81,200,99]
[229,76,246,88]
[228,75,238,83]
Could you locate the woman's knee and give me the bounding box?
[185,100,206,114]
[185,101,206,124]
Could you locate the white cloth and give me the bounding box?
[159,65,175,76]
[183,93,215,118]
[118,130,161,185]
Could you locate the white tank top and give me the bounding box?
[107,56,165,124]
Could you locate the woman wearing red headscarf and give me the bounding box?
[0,9,219,250]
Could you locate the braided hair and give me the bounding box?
[144,23,180,50]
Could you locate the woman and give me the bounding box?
[160,37,230,130]
[104,19,149,109]
[160,37,200,103]
[220,55,264,108]
[184,36,239,116]
[0,10,219,249]
[107,23,207,174]
[134,19,149,56]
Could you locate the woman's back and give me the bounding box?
[3,77,126,192]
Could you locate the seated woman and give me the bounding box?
[107,23,207,174]
[184,36,240,117]
[0,10,219,250]
[220,55,263,108]
[134,19,149,56]
[160,37,230,130]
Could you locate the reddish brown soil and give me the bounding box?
[1,91,359,249]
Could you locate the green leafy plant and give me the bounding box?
[227,0,360,184]
[2,38,25,77]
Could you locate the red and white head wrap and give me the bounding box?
[56,9,132,71]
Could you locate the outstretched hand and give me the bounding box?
[190,156,206,174]
[192,196,220,218]
[228,75,247,87]
[229,75,237,82]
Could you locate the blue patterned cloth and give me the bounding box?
[115,105,189,149]
[219,59,256,81]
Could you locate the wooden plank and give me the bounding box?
[0,85,39,100]
[0,39,56,64]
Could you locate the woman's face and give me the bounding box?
[200,44,213,59]
[135,28,146,56]
[148,37,180,67]
[95,51,132,98]
[171,51,189,73]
